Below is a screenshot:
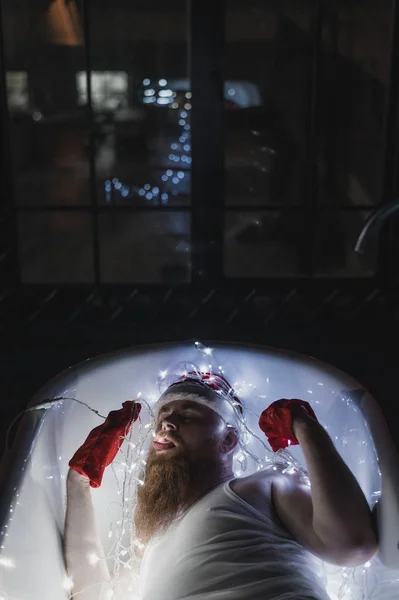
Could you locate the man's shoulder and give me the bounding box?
[232,465,278,490]
[230,466,303,531]
[230,467,277,513]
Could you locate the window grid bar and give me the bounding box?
[13,205,379,213]
[0,0,19,285]
[189,0,225,283]
[82,0,101,285]
[379,0,399,278]
[304,0,323,278]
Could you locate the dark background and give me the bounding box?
[0,0,399,452]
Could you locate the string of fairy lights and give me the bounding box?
[104,78,191,205]
[0,341,396,600]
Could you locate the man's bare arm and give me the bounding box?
[64,468,113,599]
[292,414,378,553]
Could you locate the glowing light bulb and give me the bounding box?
[204,347,212,356]
[0,556,15,569]
[160,370,168,380]
[88,552,100,566]
[62,575,74,590]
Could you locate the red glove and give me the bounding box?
[69,401,141,488]
[259,399,318,452]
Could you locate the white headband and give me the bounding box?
[153,382,241,432]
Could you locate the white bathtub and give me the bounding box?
[0,341,398,600]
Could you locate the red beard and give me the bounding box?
[133,444,194,547]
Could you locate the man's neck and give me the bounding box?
[183,465,234,510]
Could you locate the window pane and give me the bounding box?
[224,211,305,277]
[3,1,90,206]
[225,2,312,207]
[318,1,393,206]
[88,1,191,207]
[18,212,94,283]
[6,72,29,111]
[76,71,129,111]
[99,212,191,282]
[314,211,375,277]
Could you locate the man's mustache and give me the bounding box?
[155,433,181,446]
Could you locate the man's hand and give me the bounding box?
[259,398,319,452]
[69,400,141,488]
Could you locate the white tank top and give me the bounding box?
[138,478,331,600]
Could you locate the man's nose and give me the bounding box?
[162,418,177,431]
[155,416,177,434]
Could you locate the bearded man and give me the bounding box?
[65,377,378,600]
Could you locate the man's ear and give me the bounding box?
[221,428,239,454]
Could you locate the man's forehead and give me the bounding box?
[156,399,212,416]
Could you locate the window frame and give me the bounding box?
[0,0,398,288]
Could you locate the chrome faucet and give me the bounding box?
[354,200,399,255]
